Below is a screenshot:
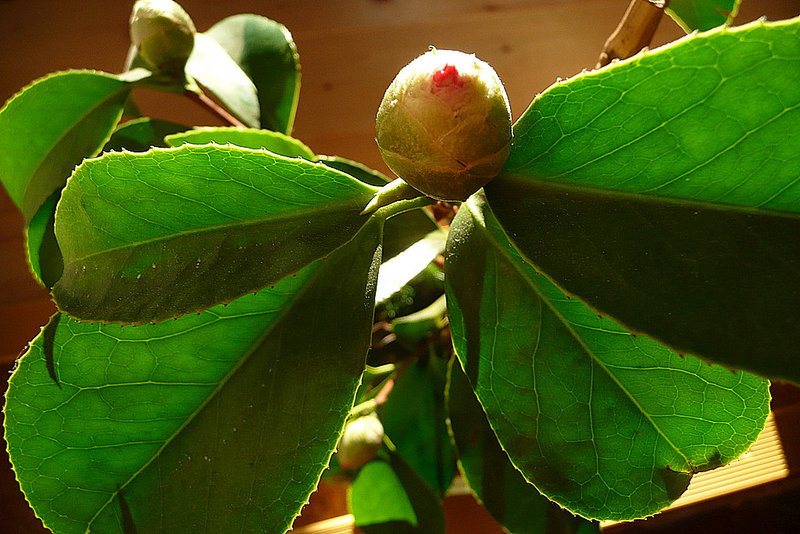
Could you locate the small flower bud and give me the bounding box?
[376,49,512,201]
[336,413,384,470]
[130,0,196,74]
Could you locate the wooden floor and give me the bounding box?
[0,1,799,532]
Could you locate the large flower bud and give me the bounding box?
[130,0,196,74]
[376,49,512,201]
[336,413,384,470]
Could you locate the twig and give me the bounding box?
[184,89,247,128]
[597,0,670,68]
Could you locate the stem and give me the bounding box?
[184,89,247,128]
[361,178,426,215]
[596,0,669,68]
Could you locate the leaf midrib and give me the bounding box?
[61,195,369,265]
[10,71,131,215]
[470,199,694,471]
[84,262,326,533]
[494,173,800,220]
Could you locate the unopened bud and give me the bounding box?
[336,413,384,470]
[130,0,196,73]
[376,49,512,201]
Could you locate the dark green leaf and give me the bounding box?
[447,358,600,534]
[491,17,800,383]
[387,449,446,534]
[103,118,188,153]
[444,193,770,520]
[205,14,301,134]
[4,217,384,534]
[0,70,135,220]
[26,191,63,287]
[381,354,456,496]
[185,34,260,128]
[391,295,447,350]
[51,144,377,324]
[165,127,316,160]
[666,0,740,32]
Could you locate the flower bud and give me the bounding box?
[376,49,512,201]
[336,413,384,470]
[130,0,196,74]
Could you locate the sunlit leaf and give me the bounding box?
[447,358,600,534]
[5,217,384,534]
[0,70,137,220]
[445,193,770,520]
[51,144,377,324]
[205,14,301,133]
[186,34,260,128]
[490,17,800,383]
[666,0,740,32]
[166,126,315,160]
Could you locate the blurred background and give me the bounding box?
[1,1,800,532]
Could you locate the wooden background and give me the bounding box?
[1,1,799,532]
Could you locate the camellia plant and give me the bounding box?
[1,0,798,532]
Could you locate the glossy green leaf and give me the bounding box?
[166,126,316,160]
[666,0,740,32]
[447,359,600,534]
[205,14,301,134]
[387,449,446,534]
[185,34,260,128]
[445,193,770,520]
[51,144,377,324]
[391,295,447,350]
[351,459,419,531]
[490,17,800,383]
[0,70,135,220]
[376,229,447,304]
[381,354,455,496]
[25,191,63,287]
[4,217,384,534]
[351,449,446,534]
[103,117,188,153]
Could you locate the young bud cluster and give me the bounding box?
[376,49,512,201]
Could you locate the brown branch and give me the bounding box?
[184,89,247,128]
[597,0,670,68]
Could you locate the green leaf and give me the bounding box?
[351,459,419,531]
[205,14,301,134]
[666,0,740,32]
[26,191,63,287]
[318,156,391,187]
[490,17,800,383]
[376,229,447,304]
[352,449,446,534]
[0,70,135,221]
[165,126,316,160]
[387,449,446,534]
[4,217,384,534]
[444,193,770,520]
[185,34,261,128]
[446,358,600,534]
[316,158,441,258]
[381,354,455,496]
[103,117,188,153]
[51,144,377,324]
